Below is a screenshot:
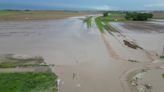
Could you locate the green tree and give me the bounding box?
[103,12,109,17]
[125,12,153,21]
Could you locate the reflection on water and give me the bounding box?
[0,18,101,65]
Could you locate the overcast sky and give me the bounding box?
[0,0,164,10]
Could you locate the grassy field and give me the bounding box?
[95,17,104,33]
[0,11,18,16]
[0,10,92,21]
[153,12,164,19]
[99,12,164,21]
[0,54,46,68]
[1,10,163,21]
[83,16,92,29]
[0,54,57,92]
[0,63,49,68]
[0,72,57,92]
[100,12,126,22]
[95,16,118,33]
[160,56,164,59]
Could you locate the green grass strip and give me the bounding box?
[0,10,18,16]
[95,17,104,33]
[0,63,48,68]
[0,63,17,68]
[0,72,57,92]
[83,16,92,29]
[95,16,116,36]
[160,56,164,59]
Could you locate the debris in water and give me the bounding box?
[144,83,153,91]
[160,45,164,59]
[76,84,81,88]
[123,40,142,49]
[128,59,138,63]
[57,79,61,86]
[73,73,76,80]
[61,81,64,85]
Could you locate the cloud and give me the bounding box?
[94,5,118,10]
[145,3,164,7]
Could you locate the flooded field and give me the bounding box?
[110,21,164,33]
[0,18,94,65]
[0,17,127,92]
[0,17,164,92]
[110,21,164,92]
[110,21,164,55]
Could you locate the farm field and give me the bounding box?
[153,12,164,19]
[0,10,94,21]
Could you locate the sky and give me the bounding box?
[0,0,164,10]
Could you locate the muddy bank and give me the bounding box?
[126,60,164,92]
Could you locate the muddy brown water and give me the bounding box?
[110,21,164,92]
[0,17,137,92]
[0,17,164,92]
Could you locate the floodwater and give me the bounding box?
[0,17,137,92]
[110,21,164,92]
[0,18,99,65]
[110,22,164,33]
[142,69,164,92]
[110,22,164,55]
[0,17,164,92]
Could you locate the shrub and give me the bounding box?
[103,12,109,17]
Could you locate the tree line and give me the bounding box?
[125,12,153,21]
